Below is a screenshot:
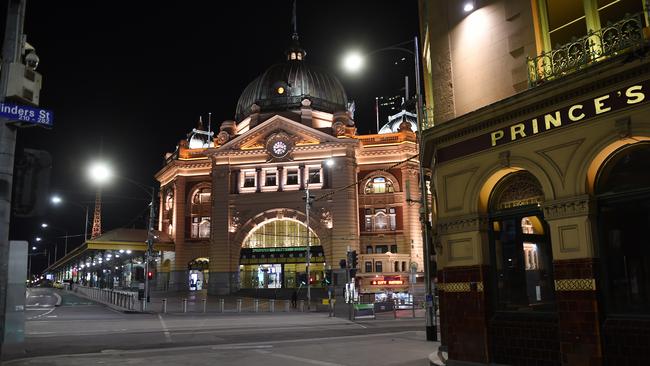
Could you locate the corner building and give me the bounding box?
[155,34,425,299]
[420,0,650,365]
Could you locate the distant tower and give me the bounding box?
[91,189,102,239]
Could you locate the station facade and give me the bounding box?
[420,0,650,365]
[154,33,427,299]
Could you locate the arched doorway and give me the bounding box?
[239,218,324,289]
[596,142,650,315]
[188,257,209,291]
[488,171,555,311]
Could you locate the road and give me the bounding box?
[2,288,440,366]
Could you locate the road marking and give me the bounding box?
[212,345,273,350]
[267,352,345,366]
[27,307,56,320]
[158,314,172,343]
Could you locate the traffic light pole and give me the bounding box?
[0,0,27,356]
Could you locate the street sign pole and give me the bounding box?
[0,0,27,357]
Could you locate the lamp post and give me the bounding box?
[41,223,68,259]
[87,161,156,311]
[304,159,334,310]
[342,36,437,341]
[51,195,90,243]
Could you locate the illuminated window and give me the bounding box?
[535,0,643,51]
[242,219,320,248]
[364,208,397,231]
[192,187,211,204]
[165,191,174,211]
[365,176,394,194]
[191,217,211,239]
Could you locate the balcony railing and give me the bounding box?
[527,12,646,86]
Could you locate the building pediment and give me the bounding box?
[215,114,347,153]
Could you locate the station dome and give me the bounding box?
[235,35,348,121]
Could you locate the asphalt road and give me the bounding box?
[2,288,439,366]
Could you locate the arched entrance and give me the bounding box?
[596,142,650,315]
[488,171,555,311]
[188,257,209,291]
[239,218,325,289]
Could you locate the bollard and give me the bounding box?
[202,298,207,313]
[299,299,305,312]
[393,299,398,319]
[253,299,259,313]
[182,298,187,313]
[269,299,275,313]
[219,298,224,313]
[285,299,290,312]
[236,298,242,313]
[162,298,167,313]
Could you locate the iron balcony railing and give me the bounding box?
[527,12,647,86]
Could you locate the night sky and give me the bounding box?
[6,1,419,274]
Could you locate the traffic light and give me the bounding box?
[147,271,153,280]
[350,250,358,269]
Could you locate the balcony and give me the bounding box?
[527,12,647,86]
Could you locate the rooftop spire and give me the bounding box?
[286,0,306,61]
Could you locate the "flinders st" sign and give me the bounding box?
[436,79,649,163]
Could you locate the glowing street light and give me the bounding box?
[341,51,364,73]
[463,1,475,12]
[41,223,48,228]
[35,237,42,242]
[88,161,113,185]
[51,195,62,204]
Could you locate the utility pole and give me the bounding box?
[143,186,156,311]
[0,0,27,356]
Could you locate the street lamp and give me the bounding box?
[87,161,156,311]
[51,194,90,243]
[41,222,68,259]
[304,158,334,310]
[341,37,437,341]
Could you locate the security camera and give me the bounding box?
[25,51,39,70]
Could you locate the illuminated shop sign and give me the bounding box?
[436,80,649,163]
[371,279,404,285]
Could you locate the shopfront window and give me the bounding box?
[597,143,650,315]
[489,171,555,312]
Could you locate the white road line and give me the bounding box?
[27,307,56,320]
[158,314,172,343]
[268,352,345,366]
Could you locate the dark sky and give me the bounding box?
[6,1,419,273]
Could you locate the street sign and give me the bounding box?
[0,102,53,127]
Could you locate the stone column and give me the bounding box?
[168,178,188,291]
[209,164,238,295]
[299,164,305,190]
[277,166,284,192]
[543,196,603,366]
[256,168,262,193]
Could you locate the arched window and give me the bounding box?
[242,219,320,248]
[488,171,554,312]
[189,185,211,239]
[365,176,394,194]
[596,143,650,315]
[192,187,211,204]
[165,190,174,211]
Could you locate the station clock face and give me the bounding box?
[266,132,293,159]
[272,141,288,156]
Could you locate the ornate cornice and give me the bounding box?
[424,58,650,148]
[541,195,594,220]
[437,214,489,235]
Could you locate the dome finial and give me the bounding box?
[286,0,306,61]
